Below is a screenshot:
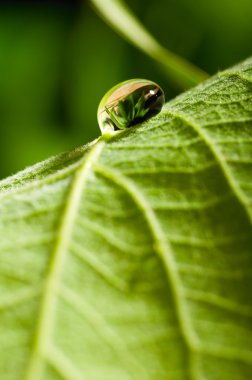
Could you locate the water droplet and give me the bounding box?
[97,79,165,134]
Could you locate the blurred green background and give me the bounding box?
[0,0,251,179]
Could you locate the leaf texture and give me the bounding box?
[1,58,252,380]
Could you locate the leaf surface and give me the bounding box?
[1,58,252,380]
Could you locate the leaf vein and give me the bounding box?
[164,110,252,223]
[23,139,105,380]
[95,164,199,380]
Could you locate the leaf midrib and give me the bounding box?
[23,139,105,380]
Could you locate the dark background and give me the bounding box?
[0,0,251,178]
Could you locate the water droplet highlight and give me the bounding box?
[97,79,165,134]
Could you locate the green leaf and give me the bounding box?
[90,0,208,89]
[1,58,252,379]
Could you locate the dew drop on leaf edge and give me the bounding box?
[97,79,165,134]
